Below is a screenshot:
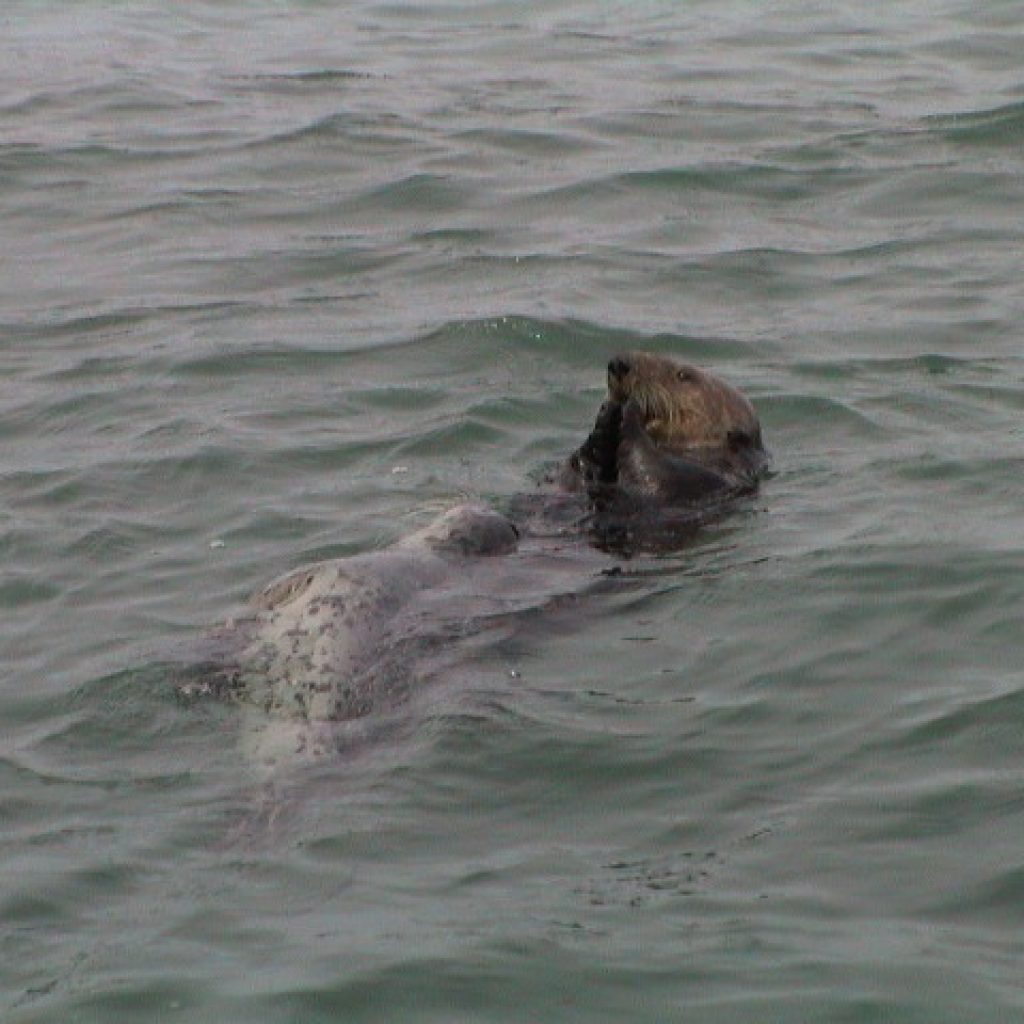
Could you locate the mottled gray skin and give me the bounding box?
[189,504,525,771]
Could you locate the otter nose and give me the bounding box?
[608,356,630,380]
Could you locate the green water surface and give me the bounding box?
[2,2,1023,1021]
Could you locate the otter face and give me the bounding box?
[564,350,766,518]
[559,352,767,547]
[606,351,762,455]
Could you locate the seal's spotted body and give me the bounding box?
[190,505,523,769]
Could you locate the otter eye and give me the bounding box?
[677,369,694,383]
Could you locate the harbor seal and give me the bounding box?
[189,352,767,771]
[184,504,525,769]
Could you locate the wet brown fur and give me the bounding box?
[607,351,762,468]
[563,351,767,517]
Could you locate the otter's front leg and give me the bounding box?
[562,399,622,489]
[616,400,729,504]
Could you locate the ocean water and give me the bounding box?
[3,1,1024,1020]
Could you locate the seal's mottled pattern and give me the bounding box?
[191,505,521,768]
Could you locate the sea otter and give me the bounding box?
[186,352,767,771]
[566,351,767,509]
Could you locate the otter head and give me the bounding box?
[565,351,766,520]
[606,351,762,457]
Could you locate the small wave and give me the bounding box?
[755,393,887,438]
[241,109,423,152]
[523,163,871,209]
[0,577,59,608]
[925,101,1024,147]
[454,127,601,157]
[227,69,373,86]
